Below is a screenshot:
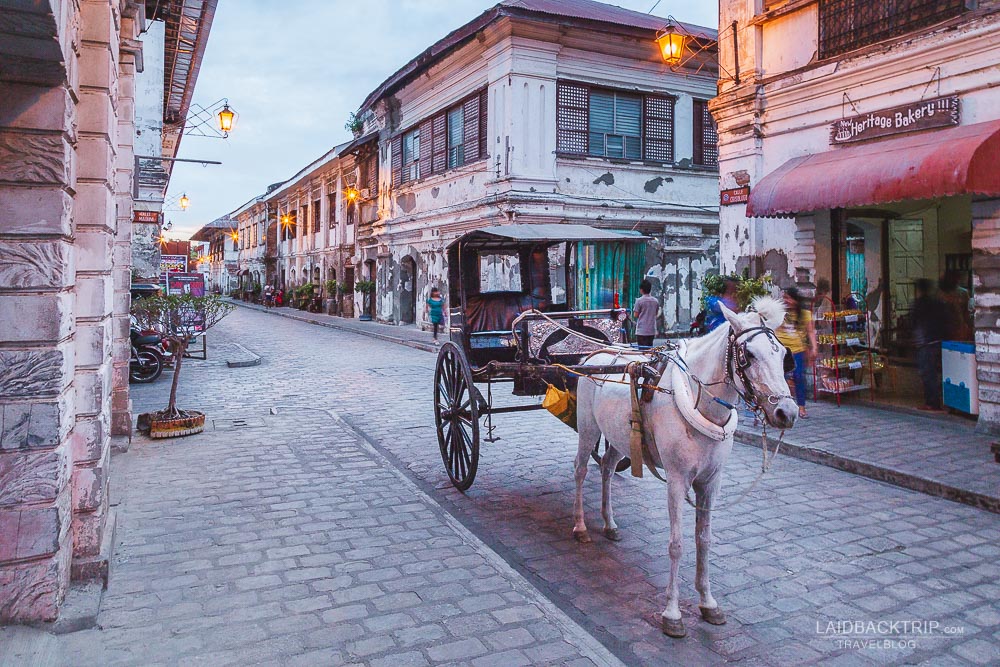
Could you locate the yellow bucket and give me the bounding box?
[542,384,577,431]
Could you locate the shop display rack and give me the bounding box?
[812,294,882,406]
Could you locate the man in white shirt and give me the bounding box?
[633,279,659,348]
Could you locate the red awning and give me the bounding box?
[746,119,1000,218]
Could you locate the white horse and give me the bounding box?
[572,297,797,638]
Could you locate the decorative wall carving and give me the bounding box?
[0,449,66,506]
[0,242,65,289]
[0,132,67,184]
[0,351,64,399]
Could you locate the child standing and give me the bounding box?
[426,287,444,342]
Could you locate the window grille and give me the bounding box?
[819,0,966,59]
[692,99,718,167]
[558,81,674,163]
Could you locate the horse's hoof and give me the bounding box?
[573,529,591,543]
[603,528,622,542]
[661,616,687,638]
[700,606,727,625]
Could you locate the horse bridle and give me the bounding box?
[725,324,794,413]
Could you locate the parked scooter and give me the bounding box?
[129,326,164,383]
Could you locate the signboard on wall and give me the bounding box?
[159,254,188,273]
[133,210,160,224]
[830,95,960,145]
[720,186,750,206]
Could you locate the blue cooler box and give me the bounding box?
[942,341,978,414]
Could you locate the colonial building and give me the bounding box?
[357,0,720,332]
[259,0,720,332]
[233,194,270,292]
[713,0,1000,429]
[0,0,217,622]
[191,214,239,294]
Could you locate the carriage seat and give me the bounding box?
[466,292,545,333]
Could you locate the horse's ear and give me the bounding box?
[720,302,741,331]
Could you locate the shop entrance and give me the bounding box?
[822,198,973,410]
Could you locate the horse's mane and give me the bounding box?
[749,295,786,329]
[685,295,787,359]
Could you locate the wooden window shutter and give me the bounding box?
[479,88,488,158]
[418,118,433,178]
[557,82,589,154]
[369,153,379,195]
[643,95,674,163]
[432,112,447,174]
[693,100,705,166]
[390,135,403,188]
[463,94,480,162]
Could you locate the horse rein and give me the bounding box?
[725,324,793,414]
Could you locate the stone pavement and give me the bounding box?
[232,300,1000,514]
[11,307,998,666]
[3,364,620,665]
[738,403,1000,513]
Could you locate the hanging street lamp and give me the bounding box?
[179,193,190,209]
[218,102,236,135]
[655,21,687,66]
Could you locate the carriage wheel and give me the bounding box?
[434,342,480,491]
[591,438,631,473]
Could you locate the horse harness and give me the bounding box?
[625,322,792,486]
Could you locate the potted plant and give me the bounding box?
[355,279,376,321]
[131,294,234,438]
[296,282,314,310]
[345,112,364,138]
[324,279,339,315]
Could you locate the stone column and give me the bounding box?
[972,198,1000,434]
[110,7,139,441]
[0,4,79,623]
[70,0,123,574]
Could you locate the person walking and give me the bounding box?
[704,277,739,332]
[632,280,659,348]
[426,287,445,343]
[776,287,817,419]
[911,278,948,411]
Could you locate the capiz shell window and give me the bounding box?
[589,91,642,159]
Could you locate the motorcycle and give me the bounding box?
[129,327,164,383]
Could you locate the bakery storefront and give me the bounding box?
[746,99,1000,425]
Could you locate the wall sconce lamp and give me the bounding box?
[656,17,740,85]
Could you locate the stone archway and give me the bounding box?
[400,255,417,324]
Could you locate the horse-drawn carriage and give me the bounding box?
[433,224,800,637]
[432,224,648,491]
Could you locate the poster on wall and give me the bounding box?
[166,272,206,297]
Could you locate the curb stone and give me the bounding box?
[733,428,999,514]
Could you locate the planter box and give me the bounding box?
[139,411,206,439]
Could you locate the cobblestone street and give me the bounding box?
[11,307,999,666]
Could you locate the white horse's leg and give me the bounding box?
[661,475,688,638]
[600,443,625,541]
[694,475,726,625]
[573,384,600,543]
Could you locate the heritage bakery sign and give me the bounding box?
[830,95,959,145]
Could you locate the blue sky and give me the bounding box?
[164,0,719,240]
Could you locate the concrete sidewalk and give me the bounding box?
[232,300,1000,514]
[231,300,439,353]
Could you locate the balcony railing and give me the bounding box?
[819,0,967,60]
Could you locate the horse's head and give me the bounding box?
[721,296,798,430]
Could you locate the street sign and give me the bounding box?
[133,210,160,224]
[830,95,959,145]
[720,186,750,206]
